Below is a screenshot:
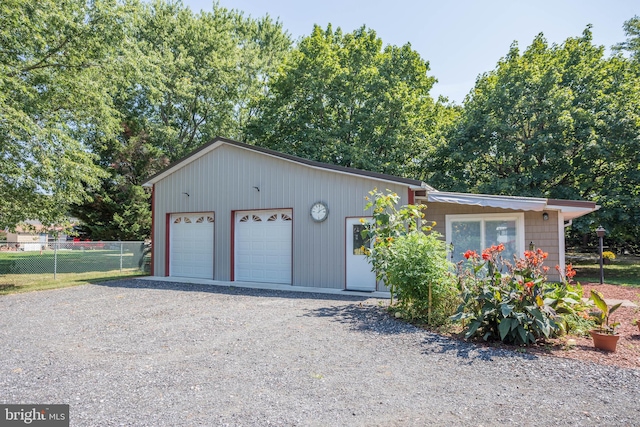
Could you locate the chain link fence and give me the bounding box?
[0,241,150,278]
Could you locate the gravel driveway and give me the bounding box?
[1,279,639,426]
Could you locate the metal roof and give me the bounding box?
[423,191,599,220]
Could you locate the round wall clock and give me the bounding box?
[310,201,329,222]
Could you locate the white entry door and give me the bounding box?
[235,210,292,284]
[170,213,214,279]
[346,217,376,291]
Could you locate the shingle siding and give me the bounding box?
[425,202,562,271]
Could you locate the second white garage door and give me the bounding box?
[235,210,292,284]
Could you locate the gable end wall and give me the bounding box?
[153,144,409,289]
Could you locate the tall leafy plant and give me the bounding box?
[362,189,456,326]
[590,290,622,334]
[452,247,588,344]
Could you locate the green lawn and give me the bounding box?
[0,245,149,295]
[0,245,146,274]
[0,270,147,295]
[571,257,640,287]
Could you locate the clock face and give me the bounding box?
[310,202,328,222]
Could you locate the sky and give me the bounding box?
[181,0,639,104]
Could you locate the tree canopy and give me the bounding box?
[70,0,291,240]
[3,2,639,249]
[0,0,130,230]
[245,24,440,177]
[425,27,640,246]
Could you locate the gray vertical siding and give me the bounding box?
[153,144,409,289]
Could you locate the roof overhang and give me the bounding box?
[422,191,599,221]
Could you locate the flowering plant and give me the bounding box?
[602,251,616,261]
[452,246,588,344]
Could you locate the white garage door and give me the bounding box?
[235,210,292,284]
[170,213,214,279]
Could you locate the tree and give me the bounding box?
[126,0,291,161]
[70,122,168,240]
[0,0,131,230]
[245,25,439,177]
[71,0,291,239]
[426,27,640,247]
[615,16,640,61]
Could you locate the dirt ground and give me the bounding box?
[472,283,640,369]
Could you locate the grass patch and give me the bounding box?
[0,245,149,295]
[0,269,148,295]
[0,245,146,275]
[573,262,640,287]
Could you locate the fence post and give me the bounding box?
[54,242,58,280]
[120,242,123,272]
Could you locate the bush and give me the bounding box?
[362,189,456,326]
[386,232,458,325]
[452,246,590,345]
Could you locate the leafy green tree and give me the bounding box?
[426,27,640,247]
[0,0,131,230]
[245,25,438,177]
[70,122,168,240]
[71,0,291,239]
[127,0,291,160]
[615,16,640,61]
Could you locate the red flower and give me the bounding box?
[463,250,478,260]
[524,281,534,289]
[565,264,576,279]
[482,252,491,260]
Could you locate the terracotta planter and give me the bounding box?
[589,330,620,352]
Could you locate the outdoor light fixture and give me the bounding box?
[596,225,606,285]
[542,212,549,221]
[529,241,535,251]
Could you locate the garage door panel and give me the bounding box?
[170,213,214,279]
[235,210,292,284]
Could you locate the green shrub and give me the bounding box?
[362,189,456,326]
[543,275,593,336]
[561,313,596,337]
[386,232,458,326]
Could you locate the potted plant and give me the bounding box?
[602,251,615,265]
[589,290,622,352]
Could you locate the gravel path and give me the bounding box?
[1,279,639,426]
